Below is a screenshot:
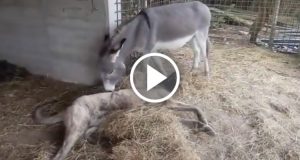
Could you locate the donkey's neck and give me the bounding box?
[116,17,142,63]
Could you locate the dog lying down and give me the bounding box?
[32,89,216,160]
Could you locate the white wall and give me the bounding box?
[0,0,108,85]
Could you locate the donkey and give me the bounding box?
[98,1,211,91]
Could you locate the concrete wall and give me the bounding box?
[0,0,107,85]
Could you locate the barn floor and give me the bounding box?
[0,40,300,160]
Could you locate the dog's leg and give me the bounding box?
[179,119,216,136]
[166,106,208,125]
[165,100,216,136]
[53,127,85,160]
[52,103,92,160]
[166,100,208,124]
[84,126,98,144]
[84,126,98,139]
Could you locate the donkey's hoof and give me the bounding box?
[204,72,211,79]
[205,71,210,76]
[191,68,201,75]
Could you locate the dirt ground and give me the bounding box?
[0,37,300,159]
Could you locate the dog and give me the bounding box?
[33,89,215,160]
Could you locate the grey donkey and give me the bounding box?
[33,89,216,160]
[99,1,211,91]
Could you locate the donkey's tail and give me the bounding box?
[32,104,64,125]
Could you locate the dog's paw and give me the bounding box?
[193,122,217,136]
[200,124,217,136]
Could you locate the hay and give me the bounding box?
[172,44,300,160]
[102,108,200,160]
[1,38,300,159]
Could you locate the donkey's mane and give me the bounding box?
[99,9,150,57]
[115,9,149,34]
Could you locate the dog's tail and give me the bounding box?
[32,104,64,125]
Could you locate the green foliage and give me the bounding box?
[211,14,226,28]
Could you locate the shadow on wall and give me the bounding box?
[0,0,108,85]
[0,60,29,82]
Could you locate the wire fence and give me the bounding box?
[115,0,300,54]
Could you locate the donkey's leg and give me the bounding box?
[191,37,201,70]
[152,57,168,75]
[148,48,168,76]
[195,32,210,76]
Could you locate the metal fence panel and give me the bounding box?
[114,0,300,53]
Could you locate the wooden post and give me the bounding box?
[268,0,281,48]
[249,0,270,43]
[104,0,121,35]
[140,0,146,8]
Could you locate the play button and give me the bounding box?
[147,65,167,91]
[130,53,180,103]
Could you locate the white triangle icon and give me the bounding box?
[147,65,167,91]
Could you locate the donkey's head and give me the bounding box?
[98,33,127,91]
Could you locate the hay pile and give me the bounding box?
[102,107,201,160]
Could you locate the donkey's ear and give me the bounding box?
[104,34,110,41]
[120,38,126,45]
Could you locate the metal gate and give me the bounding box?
[112,0,300,54]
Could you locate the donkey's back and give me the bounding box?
[143,1,211,41]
